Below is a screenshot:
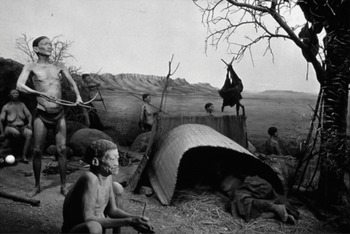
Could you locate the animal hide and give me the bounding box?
[218,65,243,108]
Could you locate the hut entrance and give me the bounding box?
[175,147,281,195]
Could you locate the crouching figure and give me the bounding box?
[62,139,154,233]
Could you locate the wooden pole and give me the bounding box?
[0,190,40,206]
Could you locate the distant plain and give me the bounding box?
[91,74,318,155]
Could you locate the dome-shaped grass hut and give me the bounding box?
[147,124,284,205]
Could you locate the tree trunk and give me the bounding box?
[318,27,350,206]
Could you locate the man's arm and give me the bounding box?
[22,103,32,128]
[60,64,83,104]
[0,106,7,138]
[104,179,153,232]
[16,64,40,96]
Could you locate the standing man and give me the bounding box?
[17,36,83,197]
[0,89,33,163]
[139,94,157,132]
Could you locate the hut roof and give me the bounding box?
[147,124,284,205]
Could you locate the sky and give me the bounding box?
[0,0,320,93]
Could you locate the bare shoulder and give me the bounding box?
[80,171,99,184]
[54,61,67,70]
[1,103,9,112]
[23,62,37,70]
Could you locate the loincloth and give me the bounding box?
[36,108,64,128]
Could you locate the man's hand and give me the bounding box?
[130,216,154,233]
[75,96,83,105]
[39,93,57,102]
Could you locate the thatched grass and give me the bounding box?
[125,189,336,234]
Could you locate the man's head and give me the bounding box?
[268,127,278,137]
[81,74,90,81]
[205,102,214,114]
[85,139,119,176]
[9,89,19,101]
[32,36,52,56]
[142,94,151,102]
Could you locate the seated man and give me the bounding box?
[62,139,154,233]
[265,127,289,156]
[0,89,32,163]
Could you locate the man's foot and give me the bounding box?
[273,204,296,224]
[61,185,68,196]
[27,186,41,198]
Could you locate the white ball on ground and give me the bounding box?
[5,155,15,164]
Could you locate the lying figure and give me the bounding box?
[221,174,298,224]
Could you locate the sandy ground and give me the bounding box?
[0,153,336,234]
[0,91,335,233]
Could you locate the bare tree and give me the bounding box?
[194,0,350,206]
[15,33,76,63]
[15,33,36,62]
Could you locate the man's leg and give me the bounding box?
[4,126,20,158]
[29,118,47,197]
[68,221,103,234]
[20,127,33,163]
[55,117,68,196]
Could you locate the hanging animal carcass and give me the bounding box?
[218,64,245,115]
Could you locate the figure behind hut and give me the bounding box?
[139,94,157,132]
[204,102,214,115]
[265,127,289,156]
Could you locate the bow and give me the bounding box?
[39,93,105,111]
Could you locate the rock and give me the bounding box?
[45,144,74,159]
[69,128,113,157]
[130,132,151,152]
[66,121,88,142]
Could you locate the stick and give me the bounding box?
[0,190,40,206]
[128,55,179,191]
[142,202,147,217]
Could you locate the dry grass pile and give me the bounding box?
[171,190,237,233]
[168,189,334,234]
